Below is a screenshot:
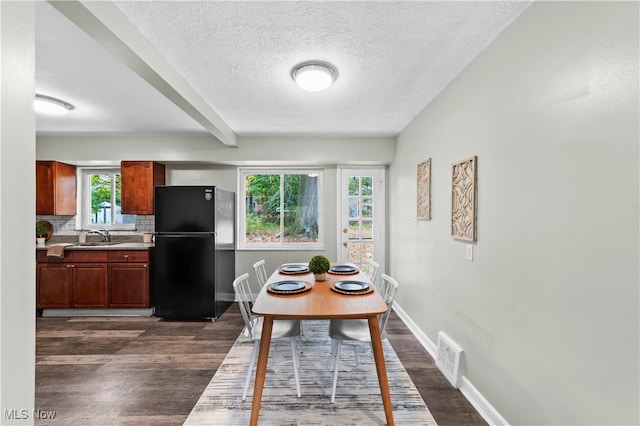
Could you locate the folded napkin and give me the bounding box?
[46,243,74,258]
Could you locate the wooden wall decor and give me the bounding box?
[417,158,431,220]
[451,156,477,241]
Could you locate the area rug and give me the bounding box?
[184,320,437,425]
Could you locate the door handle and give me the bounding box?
[343,228,348,233]
[343,242,348,247]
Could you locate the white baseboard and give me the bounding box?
[392,302,437,359]
[392,302,509,426]
[459,376,510,426]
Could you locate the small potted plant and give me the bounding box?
[36,224,47,246]
[308,255,330,281]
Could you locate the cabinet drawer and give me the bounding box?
[107,251,149,263]
[36,251,68,263]
[71,251,108,263]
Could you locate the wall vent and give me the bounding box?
[436,331,463,389]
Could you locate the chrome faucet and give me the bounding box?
[88,229,111,242]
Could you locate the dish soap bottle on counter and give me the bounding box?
[78,230,87,244]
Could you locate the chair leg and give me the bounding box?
[331,340,341,403]
[242,340,260,401]
[289,336,301,398]
[297,321,306,348]
[330,339,337,371]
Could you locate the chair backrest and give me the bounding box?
[233,273,257,336]
[367,260,380,288]
[378,273,399,333]
[253,259,269,288]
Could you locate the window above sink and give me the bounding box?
[76,167,136,231]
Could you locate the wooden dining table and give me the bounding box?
[250,264,395,425]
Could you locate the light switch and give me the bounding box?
[466,244,473,261]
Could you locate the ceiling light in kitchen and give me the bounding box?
[291,61,337,92]
[34,94,75,115]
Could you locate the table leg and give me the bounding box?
[368,316,395,426]
[250,316,273,426]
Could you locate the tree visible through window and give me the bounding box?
[84,169,135,228]
[241,169,322,249]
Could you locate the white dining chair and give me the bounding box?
[367,260,380,289]
[252,259,269,288]
[233,273,302,401]
[328,273,399,403]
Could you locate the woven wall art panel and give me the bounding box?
[451,156,477,241]
[417,158,431,220]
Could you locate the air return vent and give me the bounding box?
[436,331,463,388]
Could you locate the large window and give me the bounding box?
[79,168,135,230]
[239,168,323,250]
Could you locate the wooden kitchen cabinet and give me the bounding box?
[72,264,108,308]
[36,161,77,215]
[37,263,72,308]
[36,251,108,309]
[37,249,151,310]
[121,161,165,214]
[108,251,150,308]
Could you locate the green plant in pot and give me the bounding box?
[36,224,47,245]
[308,255,330,281]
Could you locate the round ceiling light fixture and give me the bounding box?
[291,61,338,92]
[34,94,75,115]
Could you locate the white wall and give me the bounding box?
[36,136,394,166]
[1,2,36,424]
[389,2,639,424]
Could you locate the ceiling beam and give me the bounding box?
[48,0,237,147]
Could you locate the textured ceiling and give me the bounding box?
[36,1,531,140]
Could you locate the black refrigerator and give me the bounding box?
[153,186,235,319]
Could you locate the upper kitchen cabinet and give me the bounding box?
[36,161,77,215]
[121,161,166,215]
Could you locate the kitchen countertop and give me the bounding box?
[36,239,154,251]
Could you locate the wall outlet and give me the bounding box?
[466,244,473,261]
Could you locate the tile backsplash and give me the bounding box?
[35,215,155,236]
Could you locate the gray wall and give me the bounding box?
[389,2,639,424]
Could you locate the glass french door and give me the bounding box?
[337,167,385,278]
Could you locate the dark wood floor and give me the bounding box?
[35,304,486,425]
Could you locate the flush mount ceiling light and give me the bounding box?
[34,94,75,115]
[291,61,338,92]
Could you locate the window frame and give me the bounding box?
[76,167,136,231]
[238,167,324,251]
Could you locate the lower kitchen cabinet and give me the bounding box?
[37,263,72,308]
[37,251,108,309]
[73,264,108,308]
[37,249,151,310]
